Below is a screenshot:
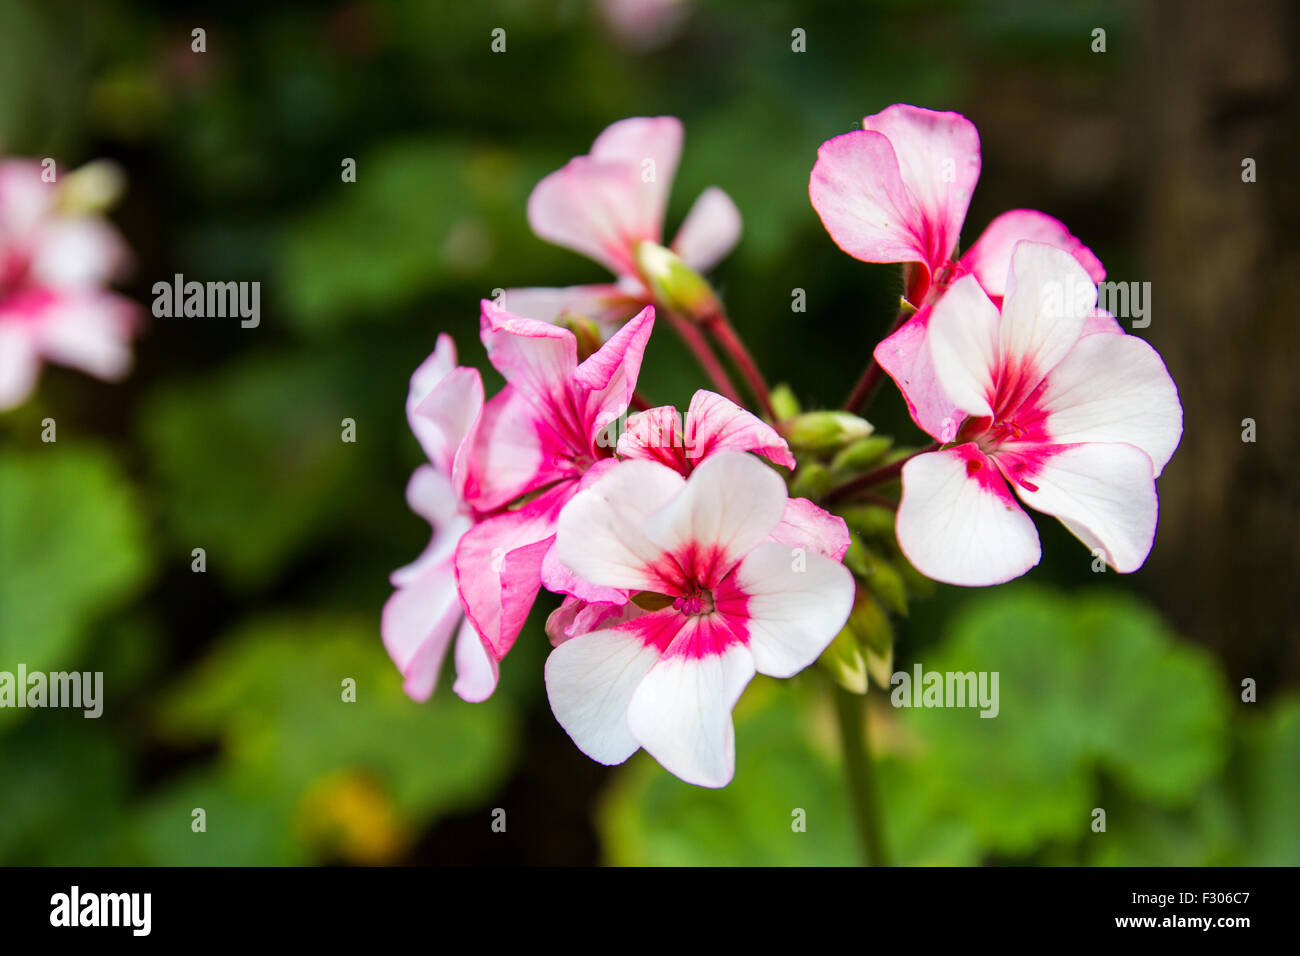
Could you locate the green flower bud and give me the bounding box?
[782,411,874,454]
[558,314,603,363]
[635,241,721,321]
[819,625,869,695]
[830,434,894,476]
[849,589,893,658]
[769,383,801,422]
[838,504,896,543]
[790,461,832,499]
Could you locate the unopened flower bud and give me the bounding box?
[635,241,720,321]
[769,383,801,422]
[830,434,893,475]
[558,314,603,362]
[782,411,873,453]
[56,159,126,215]
[790,461,832,499]
[819,625,869,695]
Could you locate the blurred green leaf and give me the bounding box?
[0,445,151,695]
[139,349,377,589]
[152,613,518,862]
[901,587,1230,855]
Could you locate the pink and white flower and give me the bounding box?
[382,335,498,702]
[894,242,1182,586]
[808,104,1105,436]
[503,117,742,333]
[544,451,854,787]
[452,300,656,660]
[0,159,139,411]
[616,388,796,475]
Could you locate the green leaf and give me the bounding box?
[901,586,1230,855]
[138,350,375,589]
[152,613,518,862]
[0,446,151,691]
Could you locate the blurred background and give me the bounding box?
[1,0,1296,865]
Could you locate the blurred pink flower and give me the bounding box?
[382,335,498,702]
[0,159,139,411]
[503,116,740,334]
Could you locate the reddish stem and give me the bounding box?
[843,304,914,414]
[704,310,777,421]
[826,443,940,503]
[662,308,744,407]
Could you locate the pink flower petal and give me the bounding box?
[861,104,980,279]
[925,273,1001,420]
[896,445,1041,586]
[809,130,926,268]
[997,441,1159,573]
[873,306,965,441]
[730,540,854,677]
[626,618,756,788]
[1033,330,1182,476]
[682,389,795,469]
[768,497,851,561]
[670,186,742,274]
[960,208,1105,300]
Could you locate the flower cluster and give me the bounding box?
[385,107,1181,787]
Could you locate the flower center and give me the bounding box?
[672,589,715,617]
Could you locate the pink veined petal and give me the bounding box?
[454,480,576,659]
[540,540,631,604]
[997,242,1097,386]
[617,404,689,473]
[28,217,130,289]
[496,282,646,331]
[626,616,756,788]
[391,466,468,587]
[528,136,668,279]
[896,445,1041,587]
[873,306,965,442]
[768,497,851,561]
[480,298,577,412]
[406,334,458,468]
[463,383,555,513]
[670,186,742,274]
[1031,330,1183,476]
[35,292,137,381]
[554,458,687,594]
[412,365,484,480]
[643,451,788,587]
[381,558,463,703]
[451,617,499,703]
[861,104,981,278]
[729,540,854,678]
[809,129,927,268]
[925,273,1001,420]
[544,595,641,646]
[589,116,683,245]
[995,441,1159,573]
[0,322,39,411]
[545,608,683,766]
[683,389,796,470]
[959,209,1105,301]
[574,304,654,445]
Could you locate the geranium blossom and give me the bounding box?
[894,242,1182,586]
[382,335,497,702]
[502,116,741,333]
[452,300,655,659]
[808,104,1105,436]
[0,159,139,410]
[616,388,796,474]
[544,451,854,787]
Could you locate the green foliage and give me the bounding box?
[0,446,152,692]
[147,614,519,864]
[602,587,1295,866]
